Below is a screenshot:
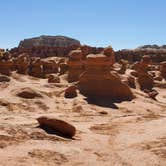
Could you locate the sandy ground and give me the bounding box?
[0,71,166,166]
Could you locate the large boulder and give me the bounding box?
[64,86,77,98]
[37,116,76,138]
[78,54,133,102]
[16,88,42,99]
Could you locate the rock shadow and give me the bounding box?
[86,97,119,109]
[37,125,74,140]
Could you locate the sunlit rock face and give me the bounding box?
[78,54,133,102]
[136,55,154,90]
[67,50,85,83]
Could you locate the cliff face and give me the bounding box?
[19,35,81,48]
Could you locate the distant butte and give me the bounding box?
[18,35,81,48]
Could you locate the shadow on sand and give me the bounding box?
[37,125,74,140]
[85,97,120,109]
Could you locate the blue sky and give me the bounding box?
[0,0,165,50]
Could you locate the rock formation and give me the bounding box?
[42,59,58,77]
[78,54,133,102]
[64,86,77,98]
[67,50,84,82]
[136,55,154,90]
[16,88,42,99]
[37,116,76,138]
[48,74,60,83]
[14,53,30,74]
[28,58,44,78]
[19,36,81,48]
[160,61,166,80]
[0,60,13,76]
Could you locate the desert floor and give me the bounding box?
[0,71,166,166]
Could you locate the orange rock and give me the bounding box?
[29,58,44,78]
[0,60,13,75]
[160,61,166,80]
[67,50,84,82]
[48,74,60,83]
[15,53,30,74]
[59,63,68,75]
[65,86,77,98]
[103,46,115,66]
[37,116,76,138]
[78,54,133,102]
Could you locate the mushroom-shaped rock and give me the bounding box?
[37,116,76,138]
[103,46,115,66]
[67,50,84,82]
[78,54,133,102]
[65,86,77,98]
[16,88,42,99]
[69,50,83,60]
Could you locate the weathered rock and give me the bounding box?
[16,88,42,99]
[67,50,84,82]
[118,60,127,74]
[48,74,60,83]
[19,35,81,48]
[65,86,77,98]
[0,60,13,75]
[59,63,68,75]
[127,76,136,89]
[136,56,154,90]
[15,53,30,74]
[148,90,159,100]
[78,54,133,102]
[103,46,115,66]
[0,75,10,82]
[130,71,138,77]
[29,58,44,78]
[42,60,58,77]
[154,76,163,81]
[160,61,166,80]
[37,116,76,138]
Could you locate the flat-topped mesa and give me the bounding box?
[19,35,81,48]
[78,54,133,102]
[67,49,85,83]
[160,61,166,80]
